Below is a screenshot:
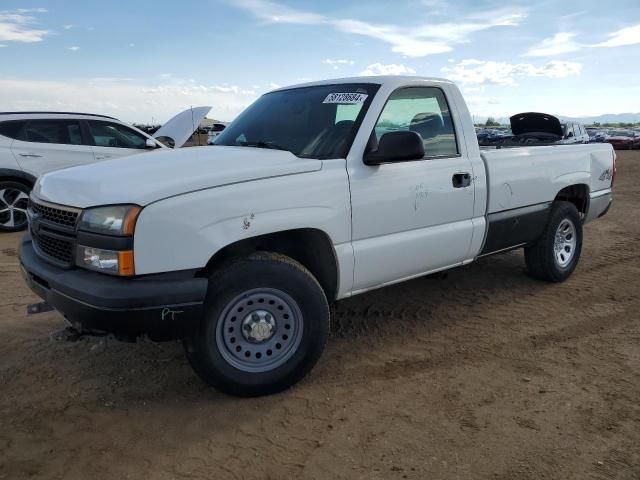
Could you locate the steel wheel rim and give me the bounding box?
[215,288,304,373]
[0,188,29,229]
[554,218,576,268]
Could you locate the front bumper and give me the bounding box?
[19,234,208,341]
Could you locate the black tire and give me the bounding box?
[0,181,31,232]
[525,201,582,282]
[184,252,330,397]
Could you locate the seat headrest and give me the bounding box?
[409,113,443,140]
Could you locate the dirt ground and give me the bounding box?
[1,152,639,480]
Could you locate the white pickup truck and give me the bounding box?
[19,76,615,396]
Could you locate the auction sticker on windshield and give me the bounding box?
[323,93,368,104]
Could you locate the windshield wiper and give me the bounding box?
[239,141,290,152]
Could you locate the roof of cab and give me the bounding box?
[270,75,455,92]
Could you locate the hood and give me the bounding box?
[153,106,211,148]
[35,146,322,208]
[510,112,563,137]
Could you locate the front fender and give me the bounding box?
[133,161,352,287]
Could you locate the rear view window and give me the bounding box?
[0,121,26,140]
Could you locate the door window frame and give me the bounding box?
[84,119,150,149]
[366,86,461,163]
[4,119,91,146]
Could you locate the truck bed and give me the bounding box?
[479,143,614,215]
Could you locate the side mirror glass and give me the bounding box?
[145,138,157,149]
[364,131,425,166]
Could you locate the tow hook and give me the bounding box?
[27,301,54,315]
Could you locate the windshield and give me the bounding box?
[214,83,380,159]
[610,130,634,137]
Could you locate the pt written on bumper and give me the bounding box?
[19,234,207,340]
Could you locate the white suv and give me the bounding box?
[0,108,209,232]
[560,121,590,144]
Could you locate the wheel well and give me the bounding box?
[202,228,339,301]
[0,169,35,189]
[555,184,589,215]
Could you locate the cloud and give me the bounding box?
[322,59,354,66]
[15,8,47,14]
[230,0,526,57]
[525,24,640,56]
[360,63,417,76]
[592,24,640,47]
[322,58,354,70]
[524,32,581,56]
[269,82,281,89]
[63,24,73,30]
[0,76,260,123]
[0,8,49,43]
[441,59,582,86]
[233,0,324,24]
[66,46,80,51]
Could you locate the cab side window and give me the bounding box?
[373,87,458,158]
[87,120,148,149]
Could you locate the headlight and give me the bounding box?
[79,205,141,235]
[76,246,135,276]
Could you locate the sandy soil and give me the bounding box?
[1,152,639,480]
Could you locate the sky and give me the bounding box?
[0,0,639,123]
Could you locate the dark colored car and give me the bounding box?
[606,130,640,150]
[588,130,610,143]
[477,128,514,146]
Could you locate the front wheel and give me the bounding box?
[525,201,583,282]
[184,252,330,397]
[0,181,30,232]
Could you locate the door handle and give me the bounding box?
[95,155,111,160]
[452,172,471,188]
[18,153,43,158]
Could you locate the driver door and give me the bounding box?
[349,86,476,293]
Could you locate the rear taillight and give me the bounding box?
[611,150,617,187]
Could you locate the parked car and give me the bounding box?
[20,76,615,396]
[0,108,210,231]
[207,123,227,144]
[478,128,513,146]
[588,129,610,143]
[507,113,589,145]
[559,121,590,144]
[606,130,640,150]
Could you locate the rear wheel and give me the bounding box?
[0,181,30,232]
[525,201,582,282]
[184,252,330,397]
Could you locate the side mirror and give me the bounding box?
[567,132,574,138]
[364,131,425,166]
[145,138,157,149]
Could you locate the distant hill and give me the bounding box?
[558,113,640,124]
